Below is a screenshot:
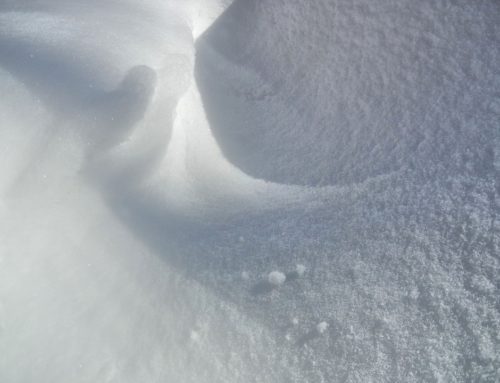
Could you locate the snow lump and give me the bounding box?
[267,271,286,286]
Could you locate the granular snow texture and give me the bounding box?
[0,1,499,382]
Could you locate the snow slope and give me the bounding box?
[197,0,499,186]
[0,1,499,382]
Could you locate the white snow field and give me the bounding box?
[0,0,499,382]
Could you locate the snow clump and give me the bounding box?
[296,264,306,276]
[316,322,329,334]
[267,271,286,286]
[190,330,200,342]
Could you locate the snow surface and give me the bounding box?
[0,0,499,382]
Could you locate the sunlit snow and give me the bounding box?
[0,0,499,382]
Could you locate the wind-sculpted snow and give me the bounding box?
[0,1,499,383]
[197,0,500,186]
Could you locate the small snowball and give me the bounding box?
[241,271,250,280]
[296,264,306,276]
[292,317,299,326]
[409,288,419,300]
[268,271,286,286]
[190,330,200,342]
[316,321,329,334]
[285,333,292,341]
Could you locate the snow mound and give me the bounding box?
[196,0,499,186]
[0,0,498,382]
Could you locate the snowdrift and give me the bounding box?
[0,1,499,382]
[197,0,499,186]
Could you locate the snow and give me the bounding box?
[316,322,329,335]
[190,330,201,342]
[0,0,499,382]
[295,264,306,277]
[267,271,286,287]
